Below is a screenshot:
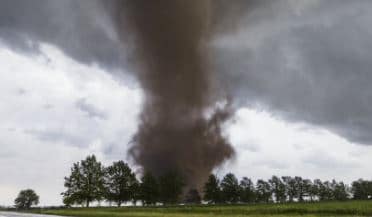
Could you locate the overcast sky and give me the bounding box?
[1,0,372,206]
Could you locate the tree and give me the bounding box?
[185,189,201,204]
[294,176,308,202]
[105,161,138,207]
[301,179,313,201]
[131,179,141,206]
[316,180,333,201]
[324,181,335,201]
[158,171,185,205]
[14,189,39,209]
[203,174,221,204]
[308,180,319,202]
[282,176,297,202]
[333,180,349,201]
[62,155,105,207]
[239,177,256,203]
[256,179,272,203]
[352,179,372,200]
[269,176,286,203]
[314,179,326,201]
[140,172,159,205]
[221,173,240,203]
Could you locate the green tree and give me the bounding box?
[308,180,319,202]
[301,179,313,201]
[203,174,221,204]
[62,155,105,207]
[131,179,140,206]
[315,180,333,201]
[324,181,335,201]
[333,180,349,201]
[282,176,297,202]
[294,176,307,202]
[221,173,240,203]
[140,172,159,205]
[352,179,371,200]
[158,171,185,205]
[314,179,326,201]
[239,177,256,203]
[14,189,39,209]
[269,176,286,203]
[256,179,272,203]
[105,161,138,207]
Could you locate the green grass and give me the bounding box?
[34,201,372,217]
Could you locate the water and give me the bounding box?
[0,212,64,217]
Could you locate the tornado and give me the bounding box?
[110,0,235,189]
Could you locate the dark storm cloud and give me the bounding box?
[2,0,372,147]
[0,0,122,69]
[214,0,372,145]
[0,0,260,69]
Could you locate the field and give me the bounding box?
[34,201,372,217]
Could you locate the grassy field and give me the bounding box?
[33,201,372,217]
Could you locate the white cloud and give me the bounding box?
[0,44,141,206]
[223,108,372,183]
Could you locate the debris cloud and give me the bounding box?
[110,0,235,188]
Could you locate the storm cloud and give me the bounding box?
[1,0,372,147]
[213,0,372,145]
[0,0,121,69]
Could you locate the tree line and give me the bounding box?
[203,174,372,204]
[62,155,372,207]
[62,155,186,207]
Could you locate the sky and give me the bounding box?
[1,0,372,206]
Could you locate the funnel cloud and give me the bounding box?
[109,0,235,188]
